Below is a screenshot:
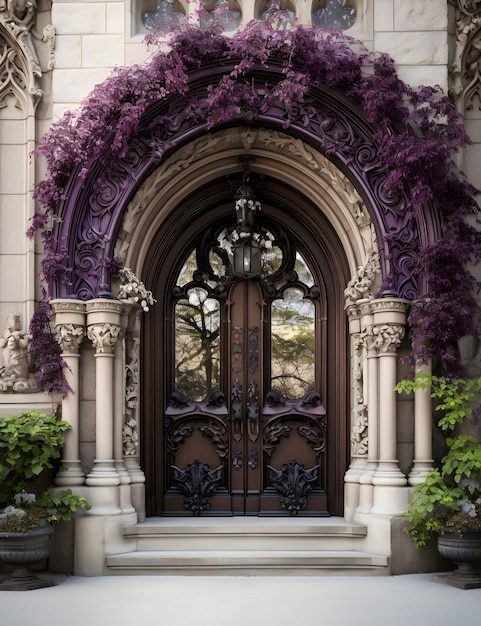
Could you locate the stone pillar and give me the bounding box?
[85,300,122,493]
[409,360,434,485]
[113,306,136,515]
[122,309,146,521]
[344,303,367,520]
[356,300,377,513]
[371,298,409,515]
[51,299,86,486]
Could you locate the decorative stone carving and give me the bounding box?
[122,417,139,456]
[373,324,405,354]
[58,62,426,301]
[87,323,121,354]
[345,313,369,457]
[0,0,55,109]
[55,324,84,353]
[449,1,481,109]
[351,404,368,456]
[123,313,140,456]
[0,314,36,392]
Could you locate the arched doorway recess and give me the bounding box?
[51,62,443,529]
[117,128,379,517]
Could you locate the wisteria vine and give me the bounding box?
[28,9,481,380]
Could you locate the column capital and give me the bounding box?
[373,323,405,355]
[56,324,85,354]
[86,300,123,352]
[87,323,121,354]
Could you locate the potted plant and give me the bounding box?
[395,374,481,588]
[0,411,90,590]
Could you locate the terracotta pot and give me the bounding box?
[0,524,56,590]
[436,529,481,589]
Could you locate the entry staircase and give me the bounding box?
[105,517,389,575]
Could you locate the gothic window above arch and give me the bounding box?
[134,0,188,34]
[258,0,296,22]
[200,1,242,32]
[134,0,361,36]
[312,0,356,30]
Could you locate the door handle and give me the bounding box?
[247,380,259,442]
[231,378,243,442]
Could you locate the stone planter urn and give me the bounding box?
[435,529,481,589]
[0,525,56,590]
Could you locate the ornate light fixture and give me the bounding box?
[231,168,262,278]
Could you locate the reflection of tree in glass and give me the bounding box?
[175,288,220,401]
[271,288,315,398]
[312,0,356,30]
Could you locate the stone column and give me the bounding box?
[371,298,409,515]
[356,300,377,513]
[344,303,367,520]
[113,306,136,515]
[122,309,146,521]
[86,300,122,490]
[409,360,434,485]
[51,299,86,486]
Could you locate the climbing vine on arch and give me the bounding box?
[28,9,481,377]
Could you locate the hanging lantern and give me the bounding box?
[232,239,262,278]
[231,167,262,278]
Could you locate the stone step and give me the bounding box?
[105,517,388,575]
[105,549,388,576]
[121,516,368,551]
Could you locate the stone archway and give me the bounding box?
[52,61,441,302]
[50,66,440,517]
[47,61,445,571]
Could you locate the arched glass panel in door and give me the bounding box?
[165,218,328,516]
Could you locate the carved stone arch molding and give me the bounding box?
[116,127,379,289]
[53,60,442,301]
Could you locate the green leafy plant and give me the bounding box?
[395,374,481,547]
[0,411,89,533]
[0,490,90,533]
[0,411,69,504]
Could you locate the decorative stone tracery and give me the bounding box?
[450,0,481,110]
[0,1,55,110]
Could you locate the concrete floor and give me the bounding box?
[1,573,481,626]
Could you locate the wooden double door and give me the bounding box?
[161,236,329,516]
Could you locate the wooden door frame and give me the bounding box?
[141,174,350,517]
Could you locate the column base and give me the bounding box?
[114,461,132,486]
[408,459,434,485]
[371,484,409,515]
[82,485,122,515]
[54,461,85,486]
[85,459,121,487]
[372,461,407,487]
[356,469,376,513]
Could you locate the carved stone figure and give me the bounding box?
[0,313,36,391]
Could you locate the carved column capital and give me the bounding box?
[56,324,84,354]
[373,324,405,355]
[87,323,121,354]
